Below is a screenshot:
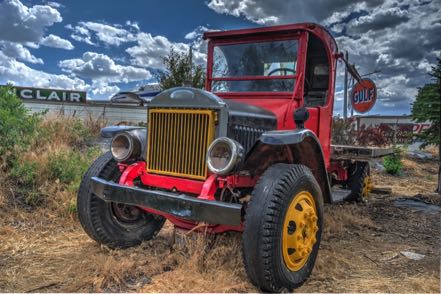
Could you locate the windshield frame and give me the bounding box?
[206,32,306,97]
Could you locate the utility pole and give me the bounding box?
[343,51,348,119]
[350,77,354,117]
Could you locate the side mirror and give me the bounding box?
[294,107,309,129]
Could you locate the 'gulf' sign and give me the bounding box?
[351,78,377,113]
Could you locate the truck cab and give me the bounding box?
[205,23,337,165]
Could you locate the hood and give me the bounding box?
[225,100,276,127]
[149,87,227,109]
[149,87,277,150]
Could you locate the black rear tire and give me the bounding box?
[345,161,371,202]
[77,152,165,249]
[242,163,324,292]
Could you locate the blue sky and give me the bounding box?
[26,0,251,74]
[0,0,440,115]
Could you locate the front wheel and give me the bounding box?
[242,164,324,292]
[77,152,165,249]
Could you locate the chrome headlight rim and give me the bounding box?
[206,137,244,176]
[110,132,140,162]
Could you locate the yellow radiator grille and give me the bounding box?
[147,108,216,180]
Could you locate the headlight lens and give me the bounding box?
[207,137,244,176]
[111,132,141,161]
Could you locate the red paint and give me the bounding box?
[140,172,204,195]
[351,78,377,113]
[212,75,297,81]
[119,162,145,186]
[224,175,258,188]
[328,162,348,181]
[204,23,339,167]
[199,174,218,200]
[117,166,242,233]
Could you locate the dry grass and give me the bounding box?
[322,204,378,236]
[373,152,438,195]
[0,117,439,293]
[0,219,254,293]
[1,116,102,216]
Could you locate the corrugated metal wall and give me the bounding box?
[24,100,147,125]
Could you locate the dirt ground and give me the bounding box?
[0,155,440,293]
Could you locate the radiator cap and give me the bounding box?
[170,89,195,99]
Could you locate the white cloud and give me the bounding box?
[206,0,441,114]
[41,34,74,50]
[90,81,120,99]
[0,0,151,100]
[0,42,43,64]
[185,26,209,40]
[0,51,124,100]
[46,1,62,8]
[126,32,206,69]
[66,21,137,46]
[59,52,151,83]
[65,20,208,70]
[0,0,62,44]
[0,51,88,91]
[126,33,187,68]
[126,20,140,31]
[207,0,279,24]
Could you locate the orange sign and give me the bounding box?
[351,78,377,113]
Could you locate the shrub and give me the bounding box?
[383,146,403,175]
[332,117,355,145]
[355,125,389,146]
[0,86,41,169]
[47,147,101,186]
[0,93,102,211]
[9,160,42,205]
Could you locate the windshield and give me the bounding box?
[212,39,298,93]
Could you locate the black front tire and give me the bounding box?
[77,152,165,249]
[242,163,324,292]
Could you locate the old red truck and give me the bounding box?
[77,23,385,291]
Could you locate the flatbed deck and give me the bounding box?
[331,144,394,160]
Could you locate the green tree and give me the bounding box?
[411,58,441,193]
[157,47,205,90]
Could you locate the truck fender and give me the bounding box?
[100,125,145,138]
[100,126,147,160]
[242,129,332,203]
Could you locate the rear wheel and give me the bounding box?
[77,152,165,249]
[242,164,323,292]
[345,161,372,202]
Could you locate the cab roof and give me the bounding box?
[203,22,338,54]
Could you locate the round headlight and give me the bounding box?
[207,137,244,176]
[111,132,141,161]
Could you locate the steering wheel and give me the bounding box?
[267,67,296,76]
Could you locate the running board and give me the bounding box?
[330,188,351,203]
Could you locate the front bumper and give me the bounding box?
[90,177,242,226]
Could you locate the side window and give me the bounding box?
[312,64,329,90]
[304,62,329,107]
[304,36,330,107]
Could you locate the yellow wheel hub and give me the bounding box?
[362,176,373,200]
[282,191,318,272]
